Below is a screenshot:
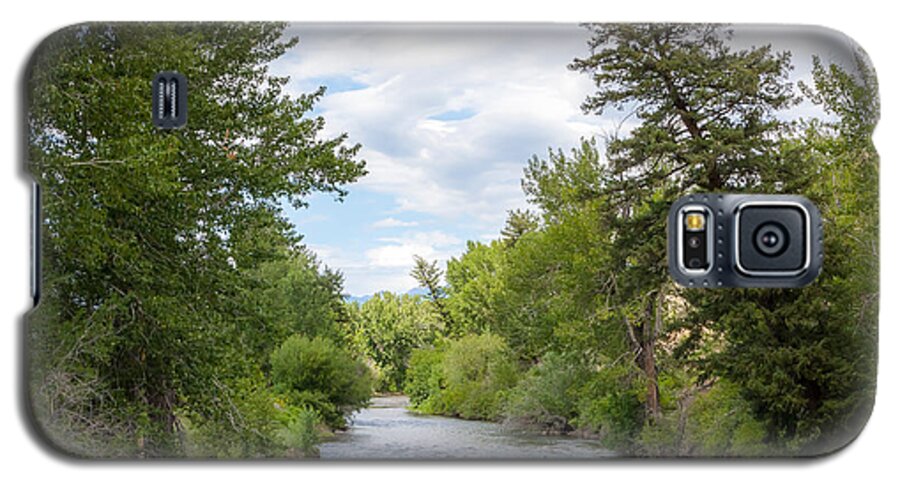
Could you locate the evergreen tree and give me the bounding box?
[569,23,796,418]
[500,209,539,246]
[411,255,454,334]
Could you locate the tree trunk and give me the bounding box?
[642,292,662,419]
[629,292,662,421]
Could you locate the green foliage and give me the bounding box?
[636,415,682,457]
[503,352,588,433]
[681,381,767,456]
[570,23,796,192]
[411,256,454,333]
[270,335,372,429]
[445,241,510,338]
[347,292,442,392]
[500,209,540,246]
[275,406,322,458]
[405,334,519,420]
[404,347,446,412]
[440,334,520,420]
[572,365,645,451]
[27,23,366,456]
[240,249,351,367]
[179,375,284,458]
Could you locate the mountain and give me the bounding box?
[344,287,428,304]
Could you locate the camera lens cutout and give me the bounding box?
[669,195,822,288]
[753,223,788,257]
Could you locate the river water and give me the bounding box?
[319,395,615,460]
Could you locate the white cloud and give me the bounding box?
[273,24,835,296]
[365,231,462,269]
[371,217,419,229]
[271,24,606,231]
[307,232,464,295]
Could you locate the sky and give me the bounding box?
[268,24,859,296]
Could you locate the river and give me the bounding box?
[319,395,615,460]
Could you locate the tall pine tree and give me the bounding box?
[569,24,796,419]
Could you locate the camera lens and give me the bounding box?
[687,235,702,249]
[753,223,788,256]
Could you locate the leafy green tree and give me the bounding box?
[270,335,372,429]
[404,347,446,412]
[27,23,365,455]
[568,23,797,419]
[346,292,442,392]
[445,241,509,337]
[405,334,519,420]
[244,249,350,363]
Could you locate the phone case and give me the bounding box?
[24,22,878,459]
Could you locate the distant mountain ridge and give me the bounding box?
[344,287,428,304]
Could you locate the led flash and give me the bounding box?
[685,212,706,231]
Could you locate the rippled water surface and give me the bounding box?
[319,396,615,460]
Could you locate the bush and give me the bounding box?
[572,364,644,451]
[503,352,586,433]
[404,334,519,420]
[439,334,520,420]
[637,415,682,456]
[682,380,767,456]
[270,335,372,429]
[405,347,445,412]
[180,375,285,458]
[275,406,322,458]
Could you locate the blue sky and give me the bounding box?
[268,24,852,296]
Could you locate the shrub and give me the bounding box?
[503,352,586,432]
[682,380,767,456]
[404,334,519,420]
[438,333,520,420]
[405,347,445,412]
[275,406,321,458]
[270,335,372,429]
[572,364,644,451]
[180,375,284,458]
[637,414,682,456]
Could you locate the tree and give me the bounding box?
[500,209,539,246]
[27,23,366,455]
[346,292,442,392]
[270,335,372,429]
[243,248,351,365]
[687,52,879,452]
[411,255,454,334]
[445,241,509,338]
[567,24,796,419]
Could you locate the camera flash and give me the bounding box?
[685,212,706,231]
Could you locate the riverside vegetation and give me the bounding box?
[27,23,877,457]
